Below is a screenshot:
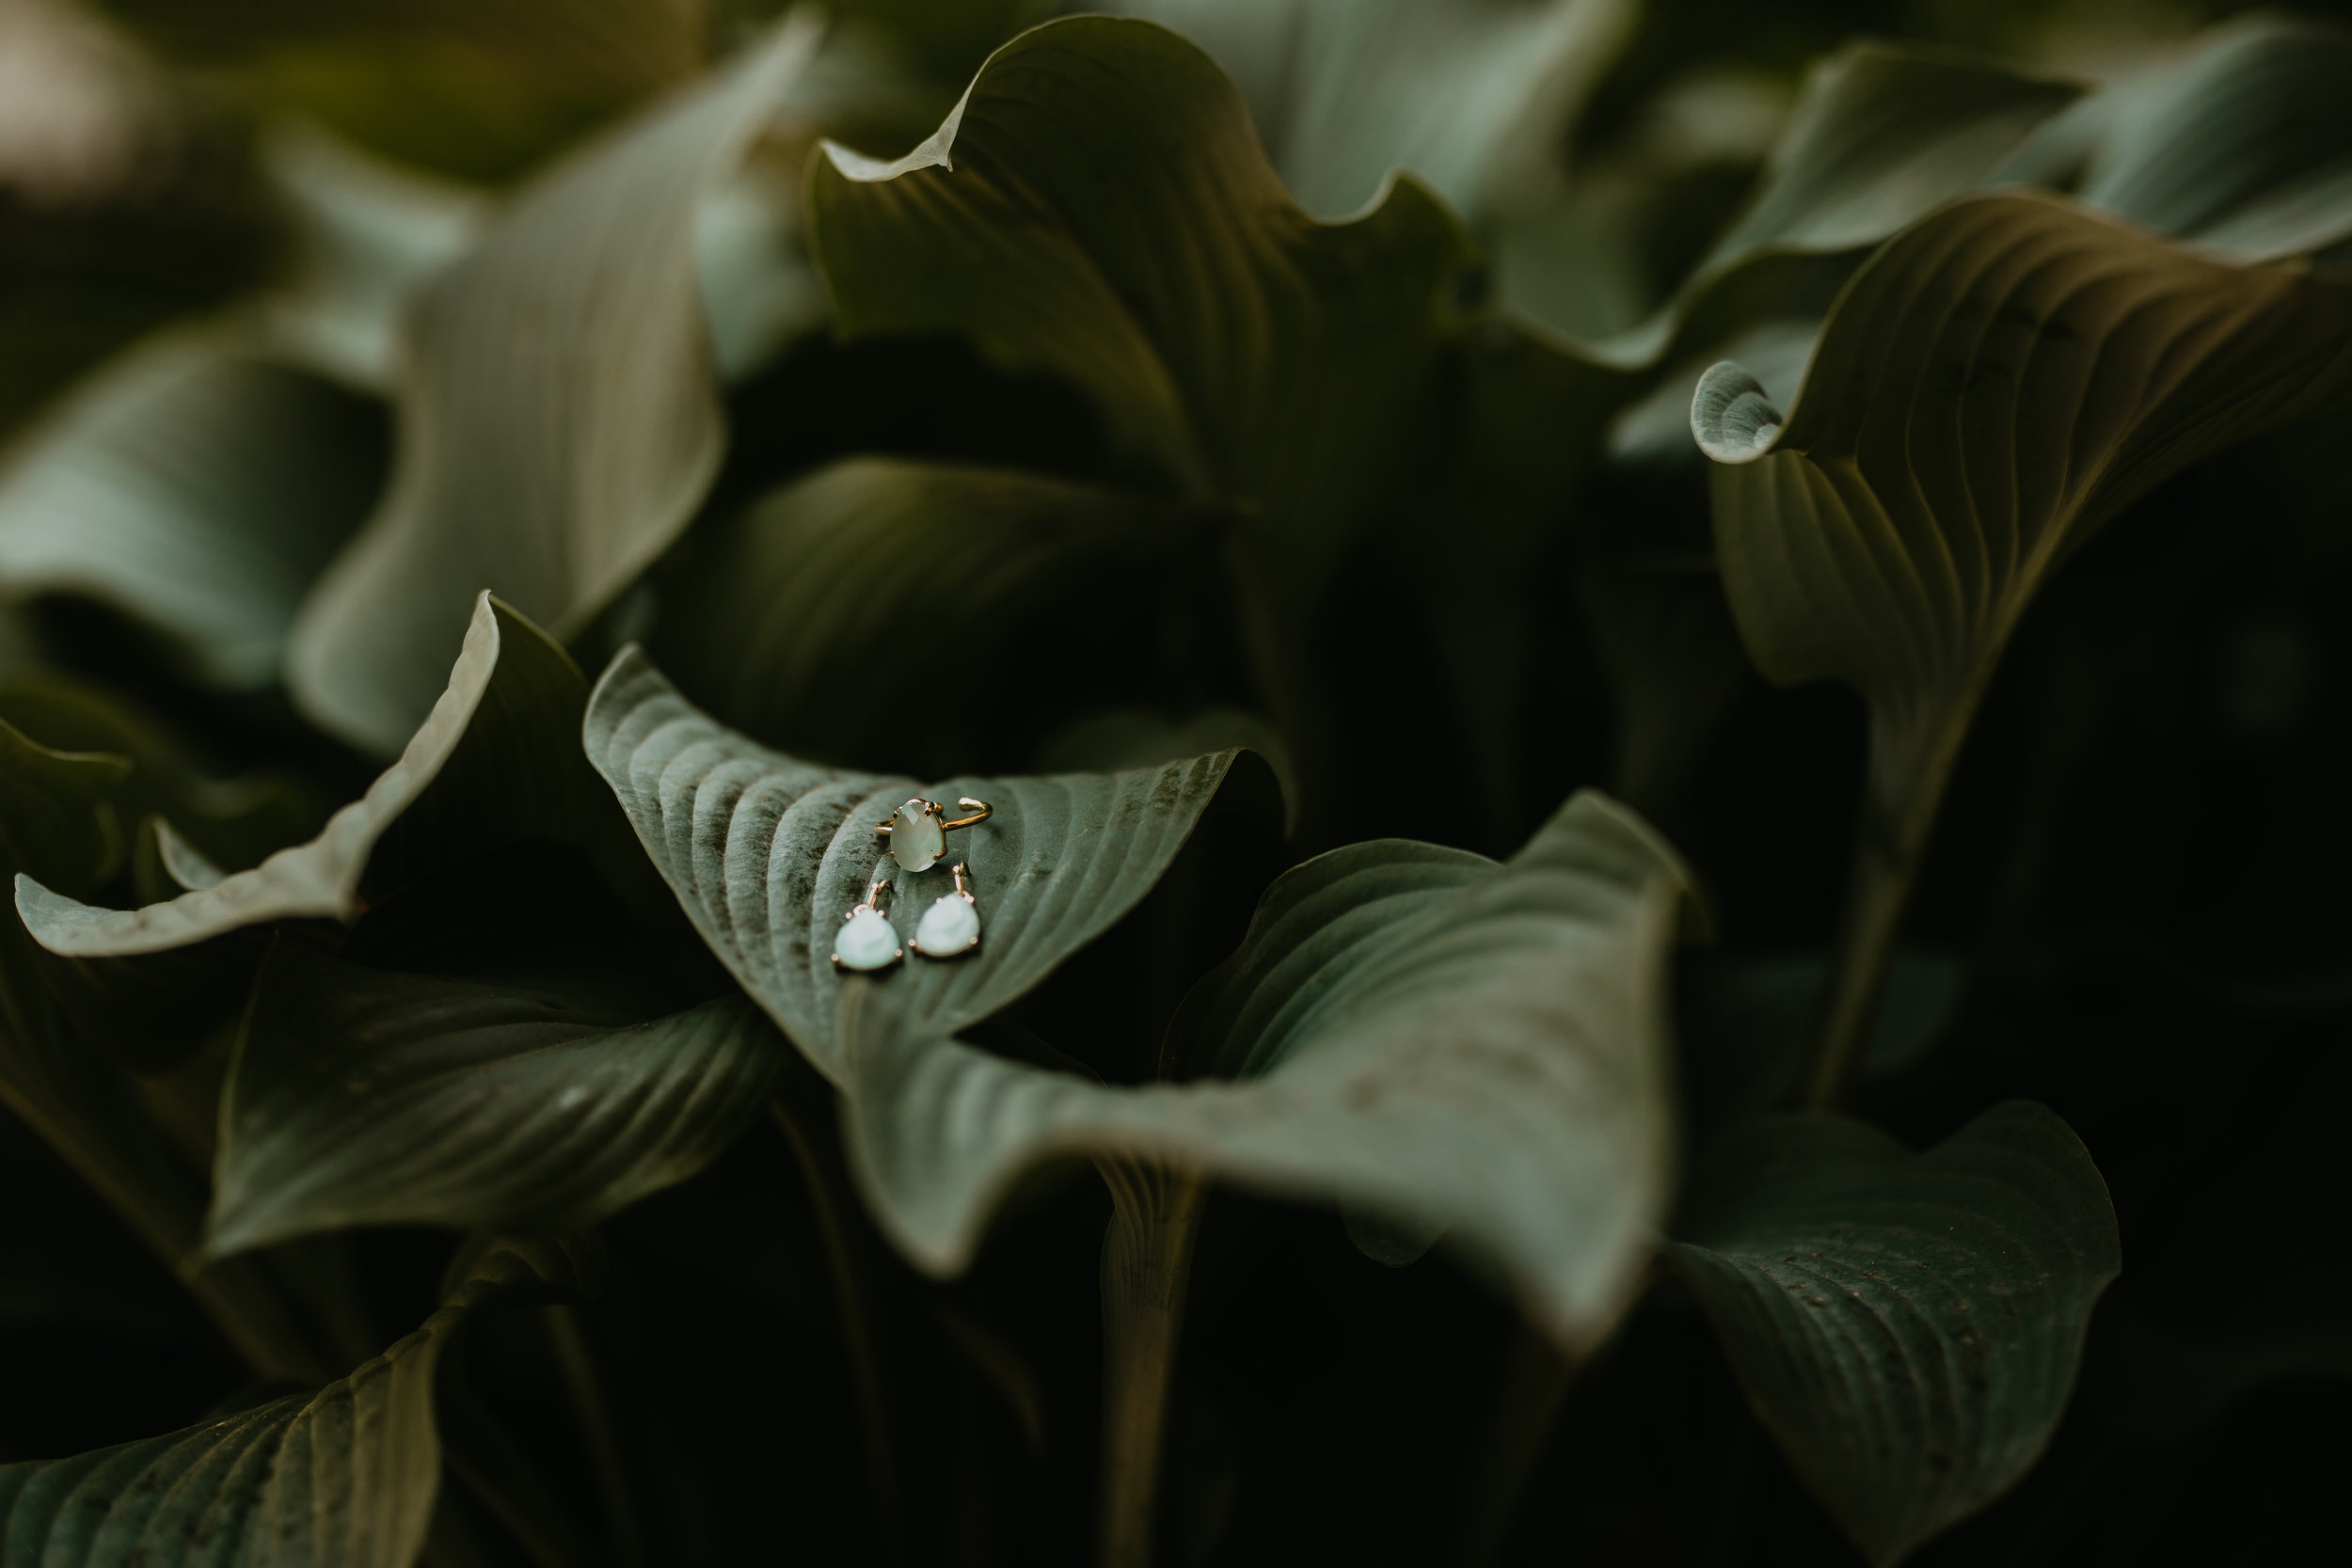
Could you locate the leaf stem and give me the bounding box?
[545,1303,649,1568]
[1802,694,1982,1110]
[1447,1321,1574,1568]
[1096,1158,1207,1568]
[771,1096,907,1565]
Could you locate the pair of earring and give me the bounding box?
[832,796,992,974]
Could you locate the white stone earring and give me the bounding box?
[830,869,903,973]
[914,862,981,959]
[874,795,993,873]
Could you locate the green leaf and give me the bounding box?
[1503,41,2083,368]
[1693,190,2352,1098]
[1099,0,1636,220]
[1668,1102,2120,1565]
[0,720,319,1376]
[0,669,325,875]
[285,13,827,754]
[582,648,1238,1084]
[0,1233,597,1568]
[206,931,782,1256]
[838,791,1689,1353]
[2070,15,2352,262]
[0,327,385,689]
[650,456,1202,762]
[806,14,1473,594]
[0,720,166,1211]
[253,123,488,392]
[18,594,633,958]
[1695,191,2352,818]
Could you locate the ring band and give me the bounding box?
[874,796,993,834]
[874,796,992,874]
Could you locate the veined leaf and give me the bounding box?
[286,12,827,754]
[0,1234,597,1568]
[582,649,1237,1084]
[1503,41,2082,368]
[0,328,384,689]
[838,791,1689,1353]
[1670,1103,2119,1565]
[18,594,630,958]
[1695,191,2352,800]
[651,456,1201,761]
[2071,15,2352,262]
[1692,190,2352,1098]
[1099,0,1635,220]
[206,936,783,1256]
[807,14,1473,594]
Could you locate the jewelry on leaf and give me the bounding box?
[830,869,903,973]
[874,796,993,873]
[914,861,981,959]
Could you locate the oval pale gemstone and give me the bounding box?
[914,894,980,958]
[889,800,946,872]
[833,908,900,971]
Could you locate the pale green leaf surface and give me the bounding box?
[653,456,1198,758]
[1099,0,1635,220]
[839,791,1688,1352]
[1506,42,2082,369]
[2073,16,2352,262]
[254,123,487,392]
[1670,1102,2119,1565]
[18,594,614,958]
[0,329,383,689]
[584,649,1236,1085]
[1606,315,1818,465]
[0,1235,596,1568]
[286,13,827,754]
[695,155,831,381]
[808,14,1473,590]
[207,940,784,1256]
[1692,192,2352,780]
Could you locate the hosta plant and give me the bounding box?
[2,1,2348,1563]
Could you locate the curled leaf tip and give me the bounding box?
[818,81,970,183]
[1691,361,1787,463]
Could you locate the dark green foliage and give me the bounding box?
[0,2,2345,1564]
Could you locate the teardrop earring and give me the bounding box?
[830,868,903,972]
[914,861,981,959]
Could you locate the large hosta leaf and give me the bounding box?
[1693,192,2352,819]
[582,649,1237,1084]
[1669,1103,2119,1565]
[286,13,826,754]
[0,328,384,688]
[2070,15,2352,262]
[651,456,1200,760]
[1099,0,1634,220]
[206,935,783,1255]
[19,594,628,957]
[1502,41,2082,367]
[0,1234,596,1568]
[806,14,1472,593]
[839,791,1688,1352]
[1692,191,2352,1093]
